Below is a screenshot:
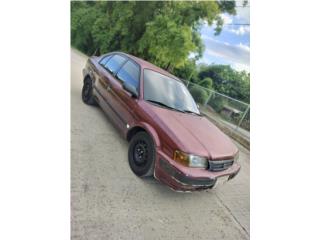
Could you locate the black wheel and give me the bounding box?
[82,78,96,105]
[128,131,155,177]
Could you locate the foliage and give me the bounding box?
[198,77,213,89]
[71,1,236,69]
[138,14,196,69]
[71,1,249,104]
[208,96,227,113]
[198,64,250,103]
[71,2,101,55]
[189,85,208,105]
[172,59,197,81]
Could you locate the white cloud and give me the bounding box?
[220,13,233,25]
[235,6,250,23]
[228,25,250,35]
[238,42,250,52]
[221,6,250,36]
[201,36,250,72]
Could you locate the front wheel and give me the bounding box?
[82,78,96,105]
[128,131,155,177]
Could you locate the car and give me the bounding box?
[82,52,240,191]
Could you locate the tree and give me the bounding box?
[138,15,196,70]
[172,59,197,81]
[71,1,237,70]
[70,1,250,103]
[198,64,250,103]
[71,2,101,55]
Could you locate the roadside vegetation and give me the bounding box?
[71,1,249,104]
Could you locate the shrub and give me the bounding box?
[208,96,226,112]
[199,77,213,89]
[189,86,208,105]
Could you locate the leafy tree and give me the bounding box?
[70,1,250,103]
[198,64,250,103]
[172,59,197,81]
[71,2,100,55]
[138,14,196,70]
[71,1,237,69]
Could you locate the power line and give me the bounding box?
[225,23,250,26]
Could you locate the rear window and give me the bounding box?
[105,54,127,74]
[116,61,140,90]
[99,55,112,67]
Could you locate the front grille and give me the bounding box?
[208,159,234,172]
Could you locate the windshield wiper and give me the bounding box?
[181,109,201,116]
[146,100,183,112]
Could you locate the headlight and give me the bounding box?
[173,150,208,168]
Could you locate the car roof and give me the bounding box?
[109,51,181,82]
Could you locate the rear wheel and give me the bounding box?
[128,131,155,177]
[82,78,96,105]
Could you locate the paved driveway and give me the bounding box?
[71,48,250,240]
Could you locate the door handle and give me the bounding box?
[99,78,110,90]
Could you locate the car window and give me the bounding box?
[99,55,112,67]
[105,54,127,74]
[116,61,140,90]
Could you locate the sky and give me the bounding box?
[198,5,250,72]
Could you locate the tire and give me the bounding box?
[128,131,155,177]
[82,78,96,105]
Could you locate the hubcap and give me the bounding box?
[133,140,148,166]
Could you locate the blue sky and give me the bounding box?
[198,5,250,72]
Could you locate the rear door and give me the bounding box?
[110,59,141,132]
[95,54,127,129]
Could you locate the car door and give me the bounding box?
[91,54,112,89]
[110,59,141,133]
[95,54,128,129]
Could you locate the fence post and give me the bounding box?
[204,91,213,107]
[235,105,250,131]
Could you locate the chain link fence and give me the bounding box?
[182,80,250,137]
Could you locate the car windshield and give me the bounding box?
[143,69,200,114]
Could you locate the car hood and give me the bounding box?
[143,102,238,160]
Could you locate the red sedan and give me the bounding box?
[82,52,240,191]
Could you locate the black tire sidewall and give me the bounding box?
[128,131,155,177]
[82,79,96,105]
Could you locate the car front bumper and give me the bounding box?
[154,150,241,192]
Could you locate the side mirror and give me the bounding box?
[123,82,138,98]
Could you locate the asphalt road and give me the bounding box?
[71,48,250,240]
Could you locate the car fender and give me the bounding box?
[129,122,161,148]
[82,60,95,82]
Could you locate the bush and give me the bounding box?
[189,86,208,105]
[199,77,213,89]
[208,96,226,112]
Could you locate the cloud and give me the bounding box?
[222,7,250,36]
[220,13,233,25]
[228,25,250,35]
[237,42,250,52]
[235,6,250,23]
[201,36,250,71]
